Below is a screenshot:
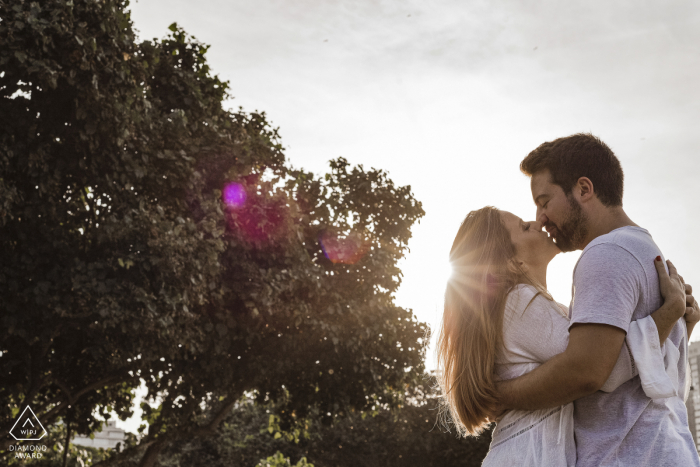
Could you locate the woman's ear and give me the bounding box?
[508,258,527,275]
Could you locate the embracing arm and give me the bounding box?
[496,258,687,412]
[497,323,625,411]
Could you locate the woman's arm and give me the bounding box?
[601,259,687,392]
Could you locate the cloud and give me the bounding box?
[129,0,700,359]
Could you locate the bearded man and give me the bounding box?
[494,133,700,466]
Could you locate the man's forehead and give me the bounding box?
[530,170,555,197]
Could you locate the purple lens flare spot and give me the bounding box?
[319,231,370,265]
[222,182,246,208]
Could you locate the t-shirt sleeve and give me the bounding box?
[600,340,638,392]
[569,243,642,333]
[502,286,570,363]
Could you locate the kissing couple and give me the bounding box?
[437,133,700,466]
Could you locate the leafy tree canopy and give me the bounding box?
[0,1,426,465]
[152,380,492,467]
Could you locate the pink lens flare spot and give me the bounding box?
[319,231,370,265]
[222,182,246,208]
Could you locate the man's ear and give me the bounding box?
[576,177,595,203]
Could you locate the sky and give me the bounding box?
[118,0,700,432]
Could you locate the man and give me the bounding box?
[496,133,700,466]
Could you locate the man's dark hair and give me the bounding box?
[520,133,624,207]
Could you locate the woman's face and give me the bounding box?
[500,211,560,269]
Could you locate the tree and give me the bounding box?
[0,1,427,465]
[4,418,115,467]
[151,378,492,467]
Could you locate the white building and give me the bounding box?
[72,420,126,451]
[686,340,700,453]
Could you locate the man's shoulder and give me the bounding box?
[578,226,656,268]
[587,225,654,250]
[569,229,653,330]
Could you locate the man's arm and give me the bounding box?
[495,264,687,412]
[496,323,626,411]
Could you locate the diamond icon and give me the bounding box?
[9,406,47,441]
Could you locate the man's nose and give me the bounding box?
[536,209,548,225]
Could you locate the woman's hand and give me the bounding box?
[657,258,699,338]
[655,258,686,319]
[650,258,688,343]
[683,283,700,326]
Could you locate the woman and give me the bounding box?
[435,207,689,466]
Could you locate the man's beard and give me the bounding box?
[551,195,588,252]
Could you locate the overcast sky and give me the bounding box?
[123,1,700,427]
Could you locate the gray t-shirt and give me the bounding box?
[569,226,699,466]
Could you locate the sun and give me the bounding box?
[443,260,455,285]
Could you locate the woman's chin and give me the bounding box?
[548,236,562,254]
[545,243,561,261]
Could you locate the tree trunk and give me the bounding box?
[62,421,71,467]
[135,397,238,467]
[138,440,165,467]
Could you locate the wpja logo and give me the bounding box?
[9,406,47,441]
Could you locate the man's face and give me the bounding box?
[530,170,588,252]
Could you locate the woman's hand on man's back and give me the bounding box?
[683,283,700,327]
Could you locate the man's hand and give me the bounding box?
[485,401,508,423]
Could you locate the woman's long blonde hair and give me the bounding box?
[436,207,550,436]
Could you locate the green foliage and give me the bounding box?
[0,0,426,465]
[152,381,491,467]
[255,451,313,467]
[5,418,111,466]
[295,383,492,467]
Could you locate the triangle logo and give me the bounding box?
[9,406,47,441]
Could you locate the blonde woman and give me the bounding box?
[436,207,689,466]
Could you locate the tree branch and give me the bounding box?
[54,379,75,404]
[91,440,158,467]
[137,439,166,467]
[137,395,239,467]
[97,390,243,467]
[192,396,237,437]
[0,372,140,451]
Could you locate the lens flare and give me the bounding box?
[319,231,370,265]
[222,182,246,208]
